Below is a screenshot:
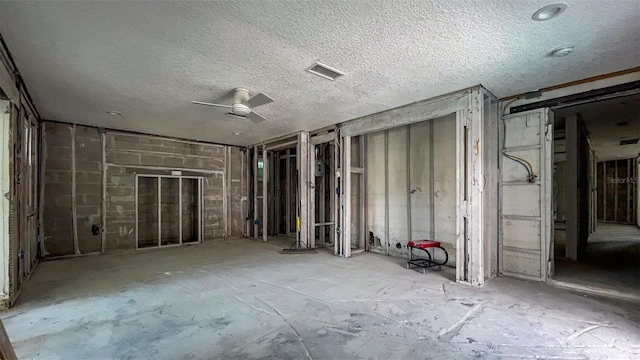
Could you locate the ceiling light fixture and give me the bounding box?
[106,111,122,116]
[532,3,567,21]
[233,132,242,136]
[549,45,574,57]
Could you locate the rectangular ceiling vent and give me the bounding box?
[307,62,344,81]
[619,138,639,145]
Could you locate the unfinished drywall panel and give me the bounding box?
[386,126,408,255]
[42,122,74,256]
[74,126,102,253]
[363,114,457,261]
[432,114,458,263]
[350,172,363,249]
[408,121,432,241]
[482,91,499,279]
[365,131,386,252]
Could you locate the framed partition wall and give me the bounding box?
[338,86,498,287]
[135,174,203,249]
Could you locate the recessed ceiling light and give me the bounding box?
[532,3,567,21]
[233,132,242,136]
[549,45,574,57]
[106,111,122,116]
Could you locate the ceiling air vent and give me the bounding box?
[619,138,639,145]
[306,62,344,81]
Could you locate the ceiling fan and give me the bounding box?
[191,88,273,123]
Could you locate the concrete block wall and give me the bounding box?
[229,147,245,236]
[74,126,102,253]
[42,122,74,256]
[137,176,158,247]
[42,122,247,256]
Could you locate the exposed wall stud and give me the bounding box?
[253,146,258,239]
[384,130,389,256]
[101,134,107,253]
[343,135,351,257]
[157,176,161,247]
[179,177,183,244]
[262,145,268,242]
[406,126,412,244]
[71,124,79,255]
[299,131,310,247]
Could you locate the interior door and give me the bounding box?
[499,108,553,281]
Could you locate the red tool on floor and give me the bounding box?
[406,240,448,273]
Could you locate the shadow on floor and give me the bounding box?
[554,223,640,296]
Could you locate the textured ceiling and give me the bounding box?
[1,1,639,146]
[557,94,640,162]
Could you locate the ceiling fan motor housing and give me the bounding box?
[232,103,251,116]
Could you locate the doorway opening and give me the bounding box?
[313,141,337,248]
[551,93,640,295]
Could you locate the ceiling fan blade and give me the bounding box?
[190,101,232,108]
[242,93,273,108]
[246,110,267,123]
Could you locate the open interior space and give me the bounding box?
[552,94,640,299]
[0,1,639,358]
[6,240,640,359]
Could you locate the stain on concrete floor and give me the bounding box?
[2,238,640,359]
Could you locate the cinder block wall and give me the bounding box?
[42,121,247,256]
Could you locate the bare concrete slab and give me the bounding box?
[3,239,639,359]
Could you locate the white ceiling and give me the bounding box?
[557,94,640,162]
[1,1,639,146]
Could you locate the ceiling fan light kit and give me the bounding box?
[191,87,274,123]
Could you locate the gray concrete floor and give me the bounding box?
[554,223,640,296]
[3,238,640,359]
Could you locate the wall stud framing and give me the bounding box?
[178,177,183,244]
[384,129,389,256]
[253,146,258,239]
[309,138,316,249]
[134,175,139,249]
[157,175,162,247]
[262,145,268,242]
[299,131,310,247]
[429,120,435,239]
[333,133,340,255]
[343,135,351,257]
[406,126,412,244]
[101,133,107,253]
[71,124,79,255]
